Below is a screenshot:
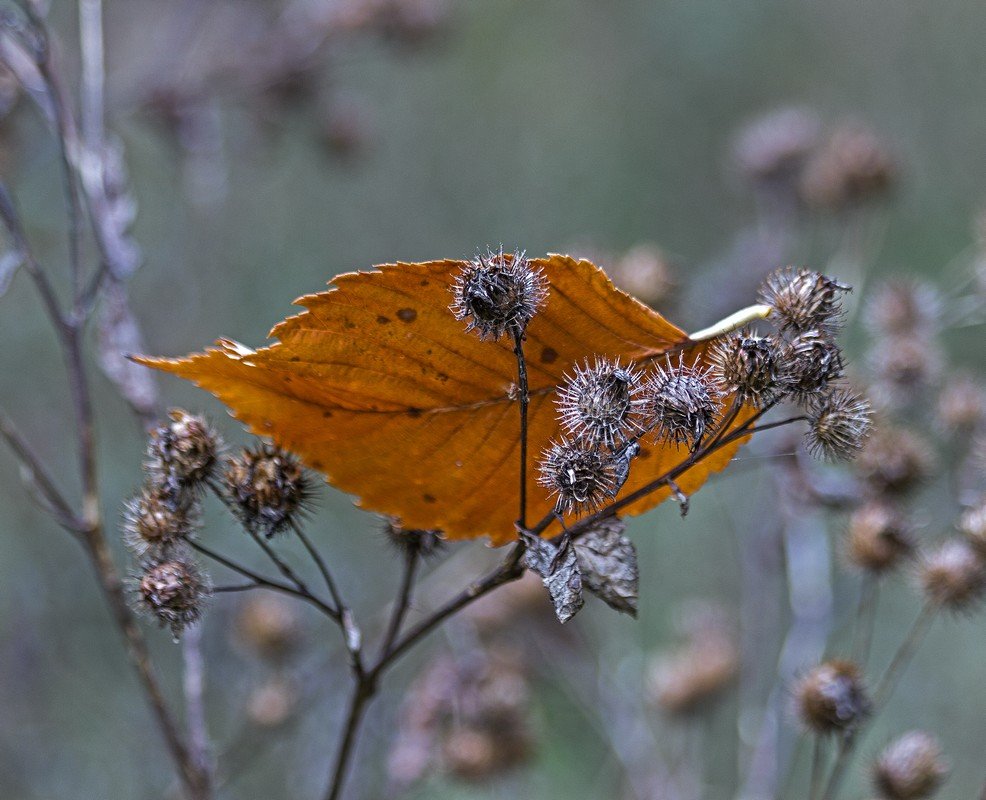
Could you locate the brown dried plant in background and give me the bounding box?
[2,5,986,800]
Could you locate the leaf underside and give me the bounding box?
[137,255,752,544]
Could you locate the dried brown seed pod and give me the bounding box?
[759,267,850,334]
[864,279,941,338]
[222,443,312,537]
[845,502,913,574]
[805,389,873,461]
[800,124,896,210]
[383,517,445,558]
[732,106,821,184]
[780,330,845,402]
[537,437,616,516]
[708,330,785,408]
[936,373,985,432]
[450,248,547,340]
[958,500,986,558]
[918,539,986,612]
[235,594,303,662]
[557,356,644,448]
[643,356,722,449]
[136,555,209,638]
[146,409,221,493]
[873,730,949,800]
[793,659,870,735]
[855,427,934,495]
[123,484,198,555]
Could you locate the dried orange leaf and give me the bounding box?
[136,255,752,544]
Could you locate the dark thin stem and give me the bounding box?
[323,677,375,800]
[851,575,879,667]
[0,409,82,532]
[212,583,260,593]
[291,520,344,616]
[820,603,938,800]
[809,737,826,800]
[190,541,337,619]
[18,3,86,303]
[378,550,419,661]
[373,542,526,675]
[511,325,530,529]
[873,602,936,708]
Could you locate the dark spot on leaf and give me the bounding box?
[397,307,417,323]
[420,279,429,286]
[344,321,356,329]
[436,372,449,382]
[540,347,558,364]
[322,410,333,418]
[407,407,422,418]
[636,447,651,460]
[290,355,300,362]
[423,493,437,504]
[377,315,391,325]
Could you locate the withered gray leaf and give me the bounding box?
[98,281,159,420]
[0,249,22,297]
[574,518,638,617]
[523,534,584,624]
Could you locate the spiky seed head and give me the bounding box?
[800,124,896,209]
[383,518,445,558]
[732,106,821,184]
[123,484,198,555]
[918,539,986,612]
[937,374,985,432]
[758,267,851,334]
[708,331,784,408]
[556,357,644,448]
[871,335,940,401]
[137,556,208,639]
[865,279,941,338]
[222,444,312,537]
[845,502,913,574]
[450,248,547,340]
[146,409,221,493]
[805,389,872,461]
[644,357,723,449]
[855,427,934,495]
[793,659,870,735]
[780,330,845,402]
[873,731,949,800]
[537,437,616,516]
[235,594,303,662]
[958,500,986,558]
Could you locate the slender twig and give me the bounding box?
[17,1,86,302]
[809,737,826,800]
[324,678,376,800]
[0,409,82,532]
[291,519,345,616]
[377,549,419,661]
[820,603,938,800]
[190,540,337,619]
[511,325,530,529]
[373,542,526,674]
[851,575,879,667]
[183,624,212,797]
[212,583,260,593]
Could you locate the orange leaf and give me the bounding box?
[137,255,753,545]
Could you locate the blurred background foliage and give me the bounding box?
[2,0,986,798]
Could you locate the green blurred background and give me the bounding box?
[2,1,986,798]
